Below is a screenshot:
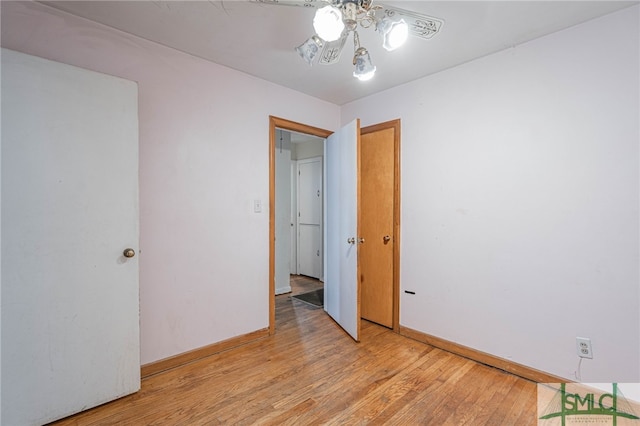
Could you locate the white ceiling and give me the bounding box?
[42,0,637,105]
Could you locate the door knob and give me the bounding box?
[358,237,365,244]
[383,235,391,243]
[347,237,355,244]
[123,248,136,258]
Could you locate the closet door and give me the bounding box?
[297,157,322,279]
[1,49,140,425]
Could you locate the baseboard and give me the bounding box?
[399,325,567,383]
[141,328,270,378]
[275,286,291,295]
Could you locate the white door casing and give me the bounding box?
[1,49,140,425]
[324,119,360,341]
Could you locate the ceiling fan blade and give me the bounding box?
[249,0,327,7]
[318,33,348,65]
[378,4,444,40]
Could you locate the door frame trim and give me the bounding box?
[269,116,333,335]
[361,119,401,332]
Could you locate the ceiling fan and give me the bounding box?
[251,0,444,81]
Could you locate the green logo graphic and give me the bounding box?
[540,383,639,425]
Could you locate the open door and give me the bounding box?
[324,119,361,341]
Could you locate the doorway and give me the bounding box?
[274,128,324,295]
[269,116,401,335]
[269,116,332,334]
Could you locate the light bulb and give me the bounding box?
[313,5,344,42]
[378,18,408,51]
[353,48,376,81]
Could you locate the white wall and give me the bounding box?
[0,1,339,365]
[275,130,292,295]
[294,141,324,160]
[342,6,639,382]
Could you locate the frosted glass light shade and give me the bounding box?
[313,5,345,42]
[296,36,324,65]
[378,18,408,51]
[353,49,376,81]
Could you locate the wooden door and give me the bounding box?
[360,120,400,329]
[324,119,361,341]
[1,49,140,425]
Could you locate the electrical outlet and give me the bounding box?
[576,337,593,359]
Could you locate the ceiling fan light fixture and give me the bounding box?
[276,0,442,79]
[313,5,345,42]
[378,17,408,51]
[295,35,324,65]
[352,47,376,81]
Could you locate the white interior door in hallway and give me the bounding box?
[1,48,140,425]
[290,161,298,276]
[297,157,323,280]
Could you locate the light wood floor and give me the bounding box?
[51,275,537,425]
[288,274,324,298]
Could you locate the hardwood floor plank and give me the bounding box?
[484,377,536,425]
[439,364,505,425]
[323,348,448,424]
[385,358,477,424]
[51,275,538,425]
[453,368,520,424]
